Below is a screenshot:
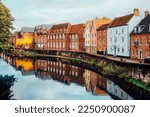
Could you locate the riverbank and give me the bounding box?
[3,50,150,92]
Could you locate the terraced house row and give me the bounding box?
[11,8,150,61]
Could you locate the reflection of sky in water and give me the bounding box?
[0,59,112,100]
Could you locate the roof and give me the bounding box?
[51,23,70,30]
[131,14,150,35]
[21,27,34,33]
[93,17,112,29]
[70,24,85,34]
[97,23,110,31]
[109,14,134,28]
[35,24,53,30]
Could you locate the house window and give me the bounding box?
[115,37,117,42]
[63,34,65,39]
[110,38,112,42]
[146,36,149,46]
[122,47,124,53]
[59,34,62,39]
[136,50,138,56]
[118,47,120,52]
[122,28,124,33]
[122,37,124,42]
[132,49,134,56]
[116,30,117,34]
[146,50,149,58]
[76,34,78,39]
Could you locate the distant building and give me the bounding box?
[69,24,85,51]
[107,9,141,57]
[34,25,53,50]
[97,23,110,54]
[130,12,150,60]
[48,23,71,51]
[85,17,111,54]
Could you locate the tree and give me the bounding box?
[0,1,14,54]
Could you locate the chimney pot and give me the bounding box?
[134,8,140,16]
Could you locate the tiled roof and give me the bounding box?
[21,27,34,33]
[35,24,53,30]
[131,14,150,35]
[93,17,112,29]
[97,23,110,31]
[51,23,70,30]
[70,24,85,34]
[109,14,134,28]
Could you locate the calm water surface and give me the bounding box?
[0,55,149,100]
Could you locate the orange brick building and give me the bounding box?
[69,24,85,51]
[48,23,71,51]
[34,25,53,50]
[97,23,110,54]
[130,12,150,60]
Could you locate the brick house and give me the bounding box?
[34,25,53,50]
[69,24,85,51]
[97,23,110,54]
[130,12,150,60]
[85,17,112,54]
[48,23,71,51]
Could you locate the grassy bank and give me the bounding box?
[8,50,150,92]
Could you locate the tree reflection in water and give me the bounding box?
[0,75,16,100]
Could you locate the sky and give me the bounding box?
[2,0,150,31]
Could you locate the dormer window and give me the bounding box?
[138,26,141,33]
[134,27,137,33]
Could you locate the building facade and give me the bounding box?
[84,20,92,53]
[85,17,111,54]
[130,12,150,60]
[69,24,85,51]
[48,23,71,51]
[107,9,141,57]
[97,23,110,54]
[34,25,53,50]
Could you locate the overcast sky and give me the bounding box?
[2,0,150,31]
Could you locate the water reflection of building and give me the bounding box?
[2,55,35,76]
[34,59,85,86]
[107,80,133,100]
[84,70,107,96]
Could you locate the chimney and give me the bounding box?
[134,8,140,16]
[145,10,149,17]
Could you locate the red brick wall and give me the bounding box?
[130,34,150,60]
[97,29,107,54]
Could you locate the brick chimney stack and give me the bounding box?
[134,8,140,16]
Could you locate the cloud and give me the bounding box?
[2,0,150,30]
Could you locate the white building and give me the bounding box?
[107,9,141,57]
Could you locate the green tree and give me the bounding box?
[0,1,14,54]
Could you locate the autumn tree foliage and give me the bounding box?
[0,1,14,53]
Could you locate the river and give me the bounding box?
[0,55,150,100]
